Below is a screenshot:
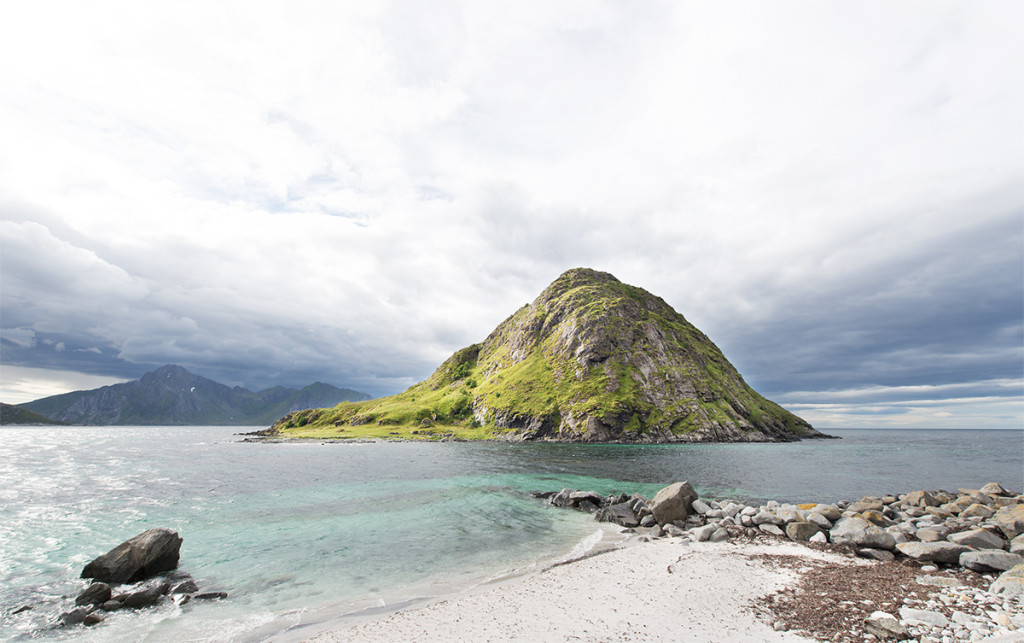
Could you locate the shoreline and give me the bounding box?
[273,482,1024,642]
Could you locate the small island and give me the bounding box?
[266,268,830,443]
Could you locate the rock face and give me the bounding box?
[274,268,828,443]
[81,529,183,584]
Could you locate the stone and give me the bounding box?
[947,528,1006,550]
[807,512,832,530]
[596,502,639,528]
[982,482,1012,496]
[691,524,717,542]
[759,524,785,537]
[961,503,995,519]
[809,531,828,544]
[959,550,1024,572]
[549,488,574,508]
[993,504,1024,540]
[830,516,896,550]
[895,541,972,565]
[849,498,885,513]
[649,481,698,526]
[1010,534,1024,555]
[916,528,946,542]
[864,611,910,640]
[639,513,657,527]
[75,582,112,606]
[663,524,687,538]
[709,527,730,542]
[83,612,104,626]
[81,528,183,584]
[194,592,228,600]
[861,509,895,527]
[650,524,664,538]
[59,607,89,626]
[905,491,940,508]
[990,564,1024,597]
[690,499,711,515]
[122,581,170,608]
[569,490,604,505]
[785,521,821,542]
[917,575,964,587]
[813,504,843,521]
[752,510,783,526]
[858,548,896,562]
[100,600,123,612]
[171,579,199,594]
[899,607,949,627]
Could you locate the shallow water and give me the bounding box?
[1,427,1020,641]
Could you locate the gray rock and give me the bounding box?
[650,524,664,538]
[752,510,783,526]
[649,481,698,526]
[831,516,896,550]
[569,490,604,505]
[990,564,1024,596]
[194,592,228,600]
[809,531,828,544]
[899,607,949,627]
[549,488,574,508]
[916,528,946,542]
[895,541,971,565]
[864,611,909,640]
[857,548,896,562]
[947,528,1006,550]
[905,491,941,508]
[75,582,111,606]
[960,503,995,519]
[58,607,90,627]
[993,504,1024,540]
[596,502,639,528]
[812,504,843,521]
[663,524,687,538]
[81,528,183,584]
[1010,534,1024,555]
[806,512,832,530]
[171,580,199,594]
[785,521,821,542]
[917,575,964,587]
[709,527,730,542]
[122,581,170,608]
[691,524,717,542]
[759,524,786,537]
[959,550,1024,572]
[639,513,657,528]
[690,499,711,515]
[848,498,885,513]
[83,612,104,626]
[99,600,123,612]
[981,482,1012,496]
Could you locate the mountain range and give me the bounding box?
[12,365,370,425]
[270,268,827,442]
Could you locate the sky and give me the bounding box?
[1,1,1021,429]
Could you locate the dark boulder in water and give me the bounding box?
[81,528,182,584]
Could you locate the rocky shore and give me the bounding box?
[534,481,1024,641]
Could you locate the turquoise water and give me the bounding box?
[1,427,1021,641]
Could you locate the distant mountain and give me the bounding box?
[0,402,69,425]
[19,365,371,425]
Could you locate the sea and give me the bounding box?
[1,426,1021,642]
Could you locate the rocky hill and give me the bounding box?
[0,402,69,425]
[19,365,370,425]
[270,268,827,442]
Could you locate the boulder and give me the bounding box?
[785,521,821,542]
[830,516,896,550]
[813,504,843,521]
[947,528,1006,550]
[960,503,995,519]
[752,510,783,526]
[690,499,711,515]
[864,611,909,640]
[858,548,896,562]
[122,581,170,608]
[83,612,104,626]
[848,498,885,513]
[596,502,639,528]
[916,528,947,542]
[809,531,828,544]
[1011,534,1024,555]
[99,600,123,612]
[171,579,199,594]
[898,607,949,628]
[75,582,112,606]
[993,504,1024,540]
[194,592,228,600]
[905,491,940,508]
[990,564,1024,597]
[58,607,89,627]
[649,481,698,526]
[549,488,574,508]
[895,541,971,565]
[861,510,895,527]
[691,524,717,542]
[759,524,785,537]
[81,528,182,584]
[959,550,1024,573]
[806,512,832,530]
[981,482,1011,496]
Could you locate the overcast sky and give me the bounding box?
[1,1,1021,429]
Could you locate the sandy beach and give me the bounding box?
[293,539,841,642]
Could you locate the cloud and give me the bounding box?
[0,1,1021,428]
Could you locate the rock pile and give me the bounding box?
[56,528,226,629]
[537,481,1024,640]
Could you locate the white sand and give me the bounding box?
[293,539,853,642]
